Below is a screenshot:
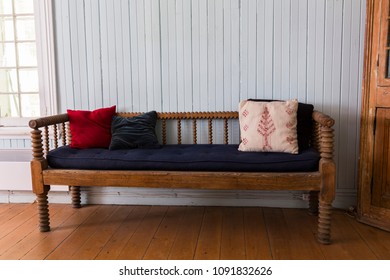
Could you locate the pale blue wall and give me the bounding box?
[1,0,366,198]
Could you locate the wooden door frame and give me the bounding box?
[358,0,390,230]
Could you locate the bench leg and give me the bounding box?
[70,186,81,208]
[317,201,332,244]
[36,186,50,232]
[317,159,336,244]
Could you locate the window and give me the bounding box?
[0,0,40,119]
[0,0,56,128]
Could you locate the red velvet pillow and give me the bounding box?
[67,106,116,149]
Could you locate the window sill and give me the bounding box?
[0,126,31,139]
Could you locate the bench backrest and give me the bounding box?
[30,112,241,156]
[29,110,334,160]
[118,112,239,145]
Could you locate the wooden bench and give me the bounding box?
[29,110,336,244]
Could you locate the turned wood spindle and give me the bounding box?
[31,129,44,160]
[66,122,72,146]
[61,123,66,146]
[162,119,167,145]
[224,118,229,144]
[53,124,58,148]
[177,119,182,144]
[317,201,332,244]
[193,119,197,144]
[70,186,81,208]
[320,126,334,161]
[37,191,50,232]
[208,118,213,144]
[44,126,50,156]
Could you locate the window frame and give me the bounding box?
[0,0,57,129]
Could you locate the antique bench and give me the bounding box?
[29,103,335,244]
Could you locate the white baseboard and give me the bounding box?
[0,187,357,209]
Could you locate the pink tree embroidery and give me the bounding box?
[285,104,295,115]
[257,106,276,151]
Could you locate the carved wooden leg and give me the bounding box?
[70,186,81,208]
[317,155,336,244]
[308,191,319,215]
[36,188,50,232]
[317,201,332,244]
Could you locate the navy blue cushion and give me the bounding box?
[109,111,160,150]
[47,144,320,172]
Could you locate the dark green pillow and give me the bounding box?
[109,111,160,150]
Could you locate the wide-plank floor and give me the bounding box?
[0,203,390,260]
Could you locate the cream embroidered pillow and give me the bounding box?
[238,99,299,154]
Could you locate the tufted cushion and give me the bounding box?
[47,144,320,172]
[238,99,299,154]
[67,106,116,149]
[109,111,160,150]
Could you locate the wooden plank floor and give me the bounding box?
[0,203,390,260]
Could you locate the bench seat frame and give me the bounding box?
[29,111,335,244]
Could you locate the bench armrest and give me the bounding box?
[29,113,69,129]
[30,114,70,162]
[312,110,335,128]
[312,110,335,162]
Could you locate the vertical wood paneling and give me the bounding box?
[159,0,170,111]
[183,0,193,112]
[56,0,74,110]
[114,1,124,110]
[263,0,274,99]
[297,0,308,102]
[307,0,317,105]
[230,0,240,110]
[0,139,30,149]
[255,0,265,99]
[175,0,185,111]
[281,0,291,100]
[338,0,365,190]
[290,0,300,99]
[314,0,326,109]
[69,0,89,108]
[207,0,216,110]
[136,1,148,111]
[273,0,282,100]
[99,0,113,107]
[215,0,224,111]
[324,0,344,174]
[191,0,200,111]
[85,0,103,109]
[0,0,367,195]
[166,0,178,111]
[128,1,140,110]
[223,0,232,109]
[199,0,208,110]
[247,0,257,99]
